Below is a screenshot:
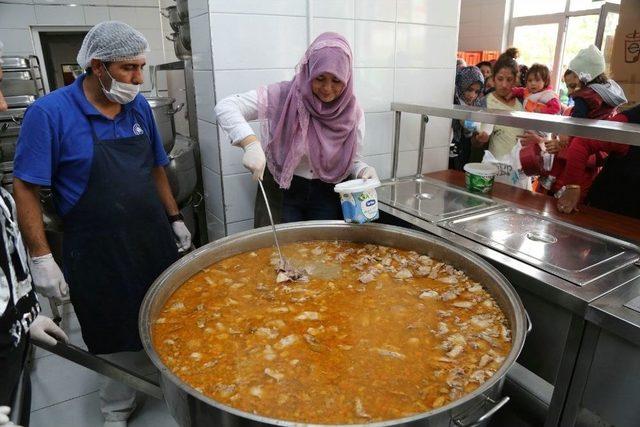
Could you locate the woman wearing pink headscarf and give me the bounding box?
[215,32,376,225]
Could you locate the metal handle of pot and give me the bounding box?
[525,309,533,334]
[165,33,177,42]
[31,336,163,400]
[453,396,510,427]
[167,103,184,116]
[192,191,204,208]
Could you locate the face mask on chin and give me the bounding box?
[99,64,140,104]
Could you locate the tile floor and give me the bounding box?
[29,300,178,427]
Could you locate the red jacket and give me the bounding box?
[571,86,619,120]
[512,86,561,115]
[557,113,630,199]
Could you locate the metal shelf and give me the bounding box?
[391,103,640,146]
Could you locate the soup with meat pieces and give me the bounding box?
[153,241,512,424]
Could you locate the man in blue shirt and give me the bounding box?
[12,21,190,427]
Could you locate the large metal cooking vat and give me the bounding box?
[146,96,183,153]
[139,221,528,427]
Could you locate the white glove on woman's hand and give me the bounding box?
[172,220,192,251]
[0,405,21,426]
[242,140,266,181]
[28,254,68,303]
[358,166,379,181]
[29,315,69,346]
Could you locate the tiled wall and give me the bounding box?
[189,0,461,240]
[458,0,509,52]
[0,0,176,94]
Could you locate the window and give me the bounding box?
[569,0,620,12]
[513,24,559,67]
[562,15,600,71]
[512,0,565,18]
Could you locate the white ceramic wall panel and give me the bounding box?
[193,70,216,123]
[396,149,419,177]
[35,5,86,26]
[188,0,209,18]
[205,210,226,241]
[198,119,221,173]
[354,21,395,67]
[108,7,138,27]
[396,25,458,69]
[210,14,306,70]
[223,173,257,223]
[394,68,455,106]
[311,0,354,19]
[398,114,453,152]
[0,4,36,29]
[213,69,294,100]
[422,146,449,172]
[363,153,392,180]
[108,0,157,6]
[354,67,394,112]
[83,6,110,25]
[202,166,224,220]
[135,7,162,29]
[140,29,164,52]
[0,29,33,55]
[397,0,460,27]
[190,13,213,70]
[354,0,396,21]
[227,219,254,236]
[209,0,307,16]
[218,121,261,176]
[311,18,355,49]
[361,112,393,157]
[458,0,507,52]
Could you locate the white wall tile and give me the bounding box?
[209,0,306,16]
[218,121,261,175]
[354,0,396,21]
[139,29,164,52]
[312,0,354,19]
[198,120,221,173]
[397,149,419,177]
[397,114,453,153]
[422,146,449,173]
[312,18,355,49]
[354,21,395,67]
[194,70,216,123]
[205,210,226,241]
[362,112,393,156]
[190,13,212,70]
[83,6,109,25]
[135,7,162,29]
[108,6,137,26]
[363,153,392,180]
[35,5,85,25]
[0,4,36,29]
[210,14,306,70]
[0,29,33,54]
[396,25,458,69]
[354,67,393,112]
[227,219,254,235]
[223,172,257,223]
[188,0,209,18]
[108,0,156,6]
[213,69,294,100]
[394,68,455,106]
[397,0,460,27]
[202,166,224,220]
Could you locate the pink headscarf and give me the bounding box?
[257,32,360,189]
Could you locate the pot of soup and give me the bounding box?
[139,221,528,426]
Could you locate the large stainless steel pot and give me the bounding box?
[146,96,183,154]
[175,0,189,20]
[166,135,197,205]
[161,5,182,31]
[139,221,528,427]
[166,33,191,61]
[178,21,191,51]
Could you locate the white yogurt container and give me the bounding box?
[334,179,381,224]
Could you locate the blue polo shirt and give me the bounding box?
[14,74,169,216]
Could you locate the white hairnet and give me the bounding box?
[77,21,149,69]
[568,45,605,83]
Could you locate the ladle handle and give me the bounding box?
[258,179,284,263]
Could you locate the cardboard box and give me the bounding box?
[610,0,640,107]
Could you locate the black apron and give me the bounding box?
[62,111,179,354]
[586,145,640,219]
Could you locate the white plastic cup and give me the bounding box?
[334,179,381,224]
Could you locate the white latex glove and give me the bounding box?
[0,406,21,426]
[358,166,379,181]
[29,315,69,347]
[242,140,266,181]
[172,220,191,251]
[28,254,68,303]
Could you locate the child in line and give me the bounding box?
[449,66,485,170]
[511,64,561,115]
[476,61,494,95]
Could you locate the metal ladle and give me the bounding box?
[257,180,285,268]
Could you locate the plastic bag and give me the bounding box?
[481,142,532,190]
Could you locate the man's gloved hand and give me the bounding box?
[172,220,192,251]
[29,315,69,346]
[242,140,266,181]
[28,254,68,303]
[358,166,379,181]
[0,405,22,426]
